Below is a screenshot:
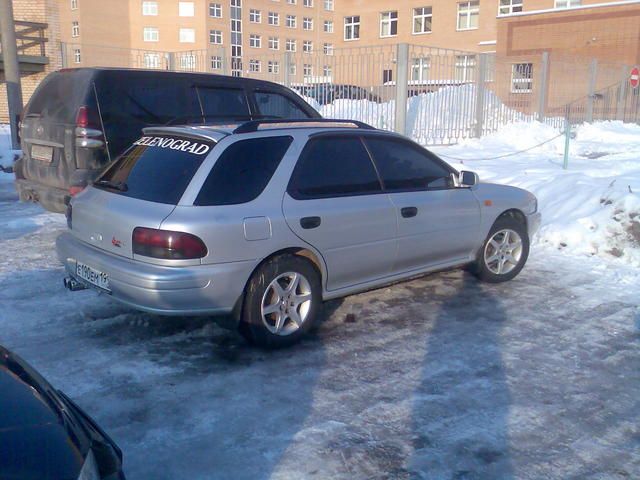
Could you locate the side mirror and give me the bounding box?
[459,170,479,187]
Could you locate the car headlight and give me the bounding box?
[77,450,100,480]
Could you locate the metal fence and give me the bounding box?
[61,41,640,145]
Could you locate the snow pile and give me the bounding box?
[432,121,640,266]
[0,124,20,169]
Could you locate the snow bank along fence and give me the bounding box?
[61,42,640,145]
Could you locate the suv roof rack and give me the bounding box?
[233,118,375,134]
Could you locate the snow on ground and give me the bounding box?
[0,121,639,479]
[0,124,20,169]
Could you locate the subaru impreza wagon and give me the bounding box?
[57,119,540,348]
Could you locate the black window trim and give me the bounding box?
[194,84,253,122]
[287,133,385,200]
[251,87,316,120]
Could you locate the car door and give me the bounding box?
[282,135,397,291]
[363,136,481,273]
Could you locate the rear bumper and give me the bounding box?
[526,211,542,241]
[56,232,256,315]
[15,178,68,213]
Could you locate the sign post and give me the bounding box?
[631,66,640,89]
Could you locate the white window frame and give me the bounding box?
[303,64,312,78]
[209,29,223,44]
[268,60,280,74]
[285,38,297,52]
[249,9,261,22]
[323,64,332,77]
[286,14,297,28]
[71,0,78,10]
[73,48,81,63]
[287,0,297,4]
[289,63,297,75]
[268,12,280,26]
[249,34,261,48]
[457,1,479,31]
[324,20,333,33]
[555,0,581,8]
[144,52,160,69]
[268,37,280,50]
[324,0,334,11]
[323,43,333,55]
[344,16,360,41]
[211,55,222,70]
[249,59,261,73]
[380,11,398,38]
[413,7,432,34]
[209,3,222,17]
[142,1,157,15]
[303,17,313,31]
[303,40,313,53]
[303,0,313,7]
[411,57,431,83]
[71,21,79,37]
[511,63,533,93]
[498,0,523,15]
[179,28,195,43]
[455,54,476,82]
[143,27,159,42]
[178,2,195,17]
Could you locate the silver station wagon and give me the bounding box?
[57,119,541,347]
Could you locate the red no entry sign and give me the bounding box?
[631,66,640,89]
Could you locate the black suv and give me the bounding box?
[15,68,320,213]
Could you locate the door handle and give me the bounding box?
[401,207,418,218]
[300,216,321,229]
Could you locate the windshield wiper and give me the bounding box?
[94,179,128,191]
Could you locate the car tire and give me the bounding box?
[470,216,530,283]
[239,254,322,348]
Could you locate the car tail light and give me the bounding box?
[69,185,85,196]
[75,106,104,148]
[132,227,208,260]
[75,106,90,128]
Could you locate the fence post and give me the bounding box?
[537,51,550,122]
[616,64,628,121]
[474,53,488,138]
[394,43,409,135]
[167,52,177,71]
[585,58,598,123]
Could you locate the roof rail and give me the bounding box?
[233,118,375,134]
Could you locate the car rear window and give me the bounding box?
[25,71,94,122]
[195,136,293,206]
[95,135,214,204]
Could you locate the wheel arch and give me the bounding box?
[495,208,527,231]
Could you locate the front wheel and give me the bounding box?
[239,254,322,348]
[470,218,530,283]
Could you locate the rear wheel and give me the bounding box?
[470,217,529,283]
[239,254,321,348]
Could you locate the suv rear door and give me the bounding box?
[283,135,397,291]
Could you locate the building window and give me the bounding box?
[344,16,360,41]
[324,0,333,11]
[303,0,313,7]
[555,0,581,7]
[323,43,333,55]
[180,54,196,70]
[303,64,312,77]
[231,19,241,33]
[413,7,432,34]
[455,54,476,82]
[142,1,157,15]
[457,1,479,30]
[380,11,397,37]
[249,59,261,72]
[286,38,297,51]
[324,20,333,33]
[383,69,393,84]
[143,27,159,42]
[74,48,81,63]
[268,60,280,74]
[144,53,160,68]
[287,0,297,4]
[411,57,430,83]
[268,37,280,49]
[268,12,279,26]
[71,0,78,9]
[511,63,533,92]
[211,55,222,69]
[286,15,297,28]
[303,40,313,53]
[323,65,332,77]
[179,2,195,16]
[499,0,523,14]
[180,28,195,42]
[209,3,222,17]
[289,63,297,75]
[71,21,79,37]
[209,30,222,44]
[250,34,261,47]
[303,17,313,30]
[249,9,261,22]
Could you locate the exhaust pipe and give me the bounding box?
[63,277,87,292]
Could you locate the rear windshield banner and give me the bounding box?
[133,136,212,155]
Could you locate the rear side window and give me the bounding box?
[25,72,93,122]
[95,136,214,204]
[195,136,293,206]
[255,91,310,119]
[288,137,382,199]
[197,87,251,120]
[364,137,453,191]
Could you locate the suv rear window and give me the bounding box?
[195,136,293,206]
[25,71,93,122]
[95,135,214,204]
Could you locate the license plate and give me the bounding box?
[76,261,110,291]
[31,144,53,163]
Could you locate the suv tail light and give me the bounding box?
[69,185,85,196]
[132,227,208,260]
[75,106,104,148]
